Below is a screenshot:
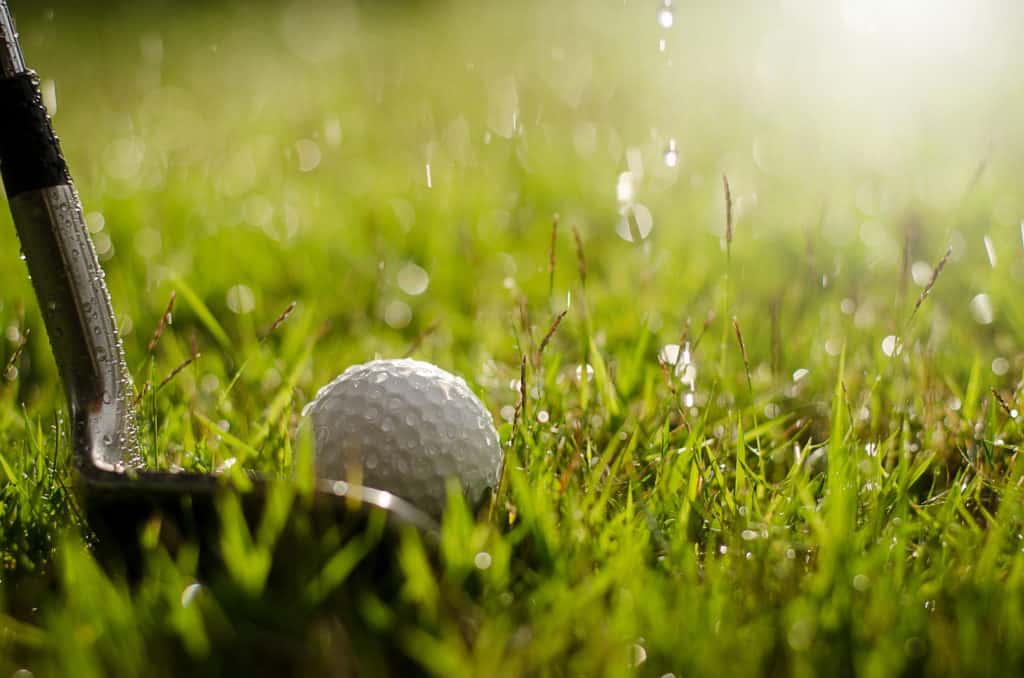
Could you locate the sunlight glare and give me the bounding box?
[841,0,981,54]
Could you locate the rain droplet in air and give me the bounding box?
[616,171,635,205]
[41,79,57,116]
[663,138,679,167]
[656,0,674,29]
[984,235,997,268]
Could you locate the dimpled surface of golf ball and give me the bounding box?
[305,358,503,518]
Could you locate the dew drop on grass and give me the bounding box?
[487,76,520,139]
[536,410,550,424]
[911,261,932,286]
[397,262,430,295]
[324,117,343,147]
[295,139,321,172]
[383,300,412,328]
[992,357,1009,375]
[615,204,653,242]
[474,551,492,570]
[221,284,255,315]
[630,643,648,667]
[792,368,809,382]
[969,293,994,325]
[881,335,902,357]
[180,582,202,607]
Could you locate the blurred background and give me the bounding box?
[2,0,1024,417]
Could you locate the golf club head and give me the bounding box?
[0,1,438,573]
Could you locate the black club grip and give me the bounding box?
[0,71,70,196]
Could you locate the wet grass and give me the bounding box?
[3,1,1024,675]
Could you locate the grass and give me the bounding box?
[3,0,1024,675]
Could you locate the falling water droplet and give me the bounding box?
[663,138,678,168]
[656,0,674,29]
[616,171,635,205]
[984,234,997,268]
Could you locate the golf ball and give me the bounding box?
[303,358,503,518]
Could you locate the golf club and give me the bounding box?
[0,1,437,571]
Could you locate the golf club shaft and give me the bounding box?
[0,4,440,562]
[0,0,25,77]
[0,1,140,472]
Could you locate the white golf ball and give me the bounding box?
[303,358,503,518]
